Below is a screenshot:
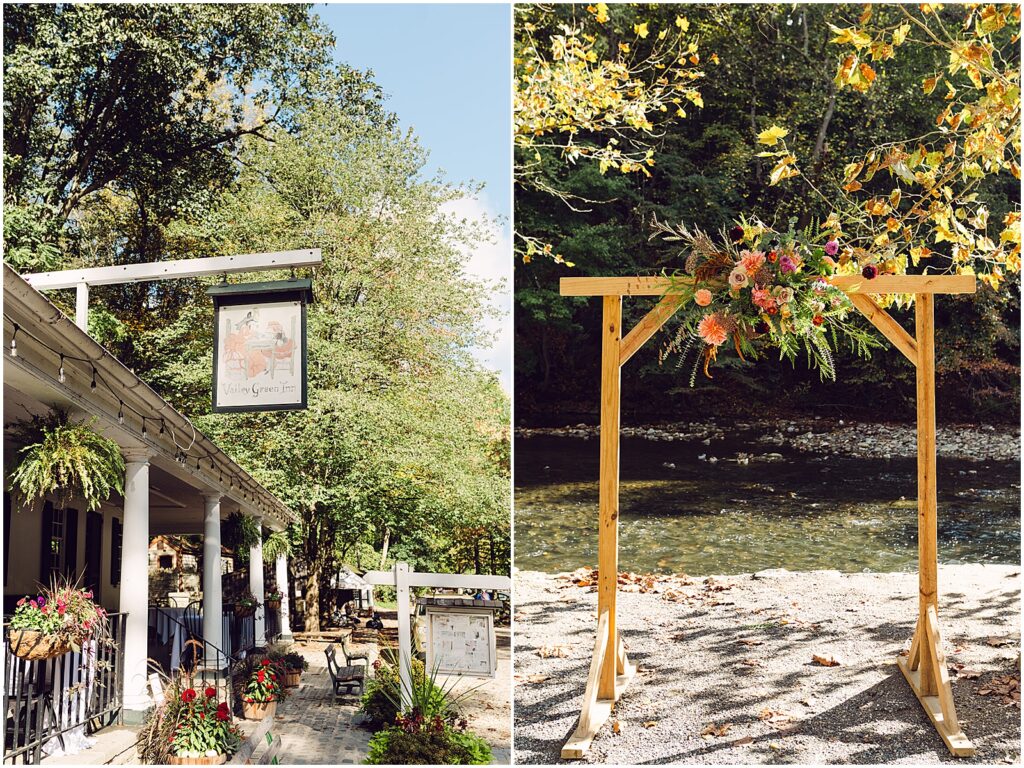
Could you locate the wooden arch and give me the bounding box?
[558,274,977,759]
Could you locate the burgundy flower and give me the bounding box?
[216,709,230,722]
[754,321,770,334]
[729,225,744,243]
[861,264,879,279]
[205,687,217,698]
[181,689,197,703]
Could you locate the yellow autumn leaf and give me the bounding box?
[769,155,800,185]
[675,16,689,32]
[594,2,609,23]
[892,22,910,46]
[634,22,649,39]
[710,52,720,65]
[757,125,789,146]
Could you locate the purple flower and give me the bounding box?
[36,596,46,607]
[824,240,839,256]
[779,255,797,274]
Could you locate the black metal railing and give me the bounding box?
[3,612,126,765]
[264,606,281,643]
[224,606,255,654]
[148,606,235,708]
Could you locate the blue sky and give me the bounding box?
[318,4,512,388]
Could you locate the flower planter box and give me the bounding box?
[8,630,72,661]
[233,605,256,618]
[242,700,277,720]
[283,669,302,688]
[168,753,227,765]
[265,599,281,611]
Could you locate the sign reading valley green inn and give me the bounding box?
[208,279,313,413]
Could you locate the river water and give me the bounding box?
[514,430,1021,575]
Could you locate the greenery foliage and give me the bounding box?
[360,657,448,730]
[366,726,492,765]
[7,410,125,512]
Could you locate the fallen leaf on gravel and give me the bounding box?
[986,636,1016,647]
[514,674,550,684]
[737,638,764,647]
[539,644,570,658]
[757,709,793,724]
[812,654,840,667]
[641,721,658,728]
[958,668,983,680]
[733,736,754,746]
[671,632,687,642]
[701,723,733,737]
[976,675,1020,707]
[612,720,622,734]
[739,658,762,668]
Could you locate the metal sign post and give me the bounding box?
[362,562,511,711]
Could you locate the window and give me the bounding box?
[158,554,173,569]
[49,507,67,575]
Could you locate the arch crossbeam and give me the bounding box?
[558,274,976,759]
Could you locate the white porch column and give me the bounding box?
[202,494,224,659]
[249,533,266,646]
[275,553,293,641]
[120,449,151,715]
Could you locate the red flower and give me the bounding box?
[257,670,265,682]
[199,712,205,719]
[217,701,229,711]
[181,688,197,703]
[216,709,230,721]
[261,658,271,666]
[767,251,778,263]
[205,687,216,698]
[812,315,824,326]
[270,673,276,680]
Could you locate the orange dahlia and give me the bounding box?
[697,313,729,347]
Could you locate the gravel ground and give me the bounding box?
[514,566,1021,765]
[516,418,1019,462]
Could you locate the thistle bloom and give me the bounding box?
[778,255,797,274]
[697,313,729,347]
[862,264,879,279]
[738,250,766,275]
[694,288,713,307]
[728,267,749,289]
[824,240,839,256]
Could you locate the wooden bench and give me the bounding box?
[324,643,365,697]
[227,712,282,765]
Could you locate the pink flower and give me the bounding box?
[697,314,729,347]
[738,250,766,274]
[694,288,712,307]
[779,254,798,274]
[751,287,776,311]
[824,240,839,256]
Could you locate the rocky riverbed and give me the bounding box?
[514,566,1021,765]
[516,418,1019,462]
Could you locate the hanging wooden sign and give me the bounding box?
[208,279,312,413]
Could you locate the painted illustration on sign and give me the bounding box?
[213,300,304,410]
[428,611,494,677]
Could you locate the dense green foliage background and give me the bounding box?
[515,4,1020,424]
[3,4,510,629]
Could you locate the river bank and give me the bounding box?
[513,566,1021,765]
[516,417,1020,462]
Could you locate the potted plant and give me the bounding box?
[241,658,284,719]
[167,686,241,765]
[279,651,307,688]
[7,410,124,514]
[264,588,283,611]
[8,579,108,660]
[233,590,259,618]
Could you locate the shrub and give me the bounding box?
[366,725,492,765]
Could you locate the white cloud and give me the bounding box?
[440,193,512,392]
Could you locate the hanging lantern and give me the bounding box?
[208,279,312,413]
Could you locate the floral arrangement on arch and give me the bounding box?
[9,578,109,654]
[243,657,285,704]
[652,218,880,384]
[169,685,241,760]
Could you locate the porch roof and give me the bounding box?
[2,264,296,531]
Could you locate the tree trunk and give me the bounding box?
[304,565,320,632]
[474,541,481,574]
[378,527,390,569]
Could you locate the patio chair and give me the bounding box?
[324,644,365,698]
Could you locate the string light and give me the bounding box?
[141,418,148,439]
[118,402,124,425]
[90,366,97,390]
[58,355,65,383]
[160,420,165,435]
[10,324,18,357]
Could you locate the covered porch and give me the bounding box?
[3,265,298,763]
